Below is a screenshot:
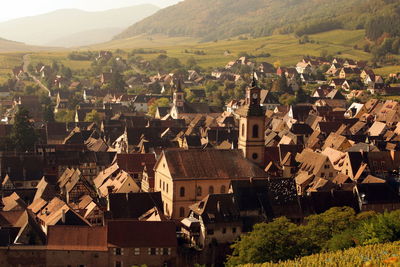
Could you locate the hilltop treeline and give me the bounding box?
[116,0,400,41]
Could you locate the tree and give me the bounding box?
[226,217,304,266]
[110,71,126,91]
[43,105,55,123]
[355,210,400,246]
[148,98,170,117]
[84,110,102,125]
[55,110,75,123]
[10,107,38,152]
[186,56,197,69]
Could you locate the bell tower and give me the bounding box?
[173,80,184,108]
[238,77,265,166]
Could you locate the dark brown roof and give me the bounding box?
[108,192,163,219]
[47,226,107,251]
[107,220,177,248]
[162,149,267,180]
[116,153,156,174]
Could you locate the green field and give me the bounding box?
[0,29,399,82]
[86,30,372,68]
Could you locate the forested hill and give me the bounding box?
[116,0,400,41]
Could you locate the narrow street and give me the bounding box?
[22,54,51,96]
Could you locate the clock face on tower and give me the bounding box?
[252,93,258,99]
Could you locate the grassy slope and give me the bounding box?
[89,29,371,68]
[240,241,400,267]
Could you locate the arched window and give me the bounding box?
[209,186,214,195]
[252,124,259,138]
[241,124,245,137]
[220,185,226,194]
[196,186,202,197]
[179,207,185,217]
[180,187,185,197]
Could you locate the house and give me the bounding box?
[260,90,280,110]
[98,170,140,197]
[154,149,268,219]
[330,79,350,91]
[169,83,223,120]
[339,68,361,79]
[46,220,177,267]
[107,220,177,267]
[354,183,400,213]
[182,194,242,249]
[57,168,98,203]
[295,149,338,195]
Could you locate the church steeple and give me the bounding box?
[173,79,185,107]
[238,77,265,167]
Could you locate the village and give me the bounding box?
[0,48,399,266]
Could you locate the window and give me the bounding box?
[321,173,325,177]
[252,124,259,138]
[241,124,245,137]
[149,248,157,255]
[222,228,226,234]
[232,227,237,233]
[180,187,185,197]
[324,164,329,169]
[159,180,161,189]
[115,262,122,267]
[209,186,214,194]
[115,248,122,255]
[196,186,202,197]
[207,229,214,235]
[166,184,169,193]
[179,207,185,217]
[163,181,165,191]
[220,185,226,194]
[329,172,333,178]
[252,153,258,160]
[134,248,140,255]
[163,248,171,256]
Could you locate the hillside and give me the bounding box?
[116,0,400,41]
[0,4,159,47]
[90,29,370,68]
[0,38,50,52]
[46,28,124,48]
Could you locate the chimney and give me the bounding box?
[61,209,66,224]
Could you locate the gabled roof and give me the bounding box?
[190,194,240,224]
[161,149,267,180]
[47,226,107,251]
[108,192,163,219]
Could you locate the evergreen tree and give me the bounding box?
[11,107,38,152]
[110,71,126,91]
[43,105,55,123]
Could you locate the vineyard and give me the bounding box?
[241,241,400,267]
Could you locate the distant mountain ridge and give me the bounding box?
[0,4,159,47]
[116,0,400,41]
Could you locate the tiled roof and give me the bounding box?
[162,149,267,180]
[107,220,177,248]
[47,225,107,251]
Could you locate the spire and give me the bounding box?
[251,72,258,88]
[175,79,183,93]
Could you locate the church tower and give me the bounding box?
[238,78,265,166]
[173,80,185,108]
